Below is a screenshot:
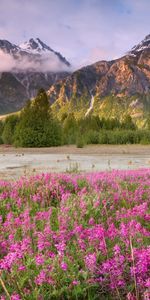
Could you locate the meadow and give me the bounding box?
[0,169,150,299]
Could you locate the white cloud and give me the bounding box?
[0,50,70,73]
[0,0,150,67]
[0,50,16,72]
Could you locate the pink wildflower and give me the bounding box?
[85,253,97,272]
[60,262,68,271]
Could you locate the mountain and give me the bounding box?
[128,34,150,56]
[0,38,70,68]
[19,38,70,67]
[0,38,71,114]
[48,34,150,125]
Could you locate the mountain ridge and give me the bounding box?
[1,34,150,123]
[47,34,150,124]
[0,37,70,69]
[0,38,71,114]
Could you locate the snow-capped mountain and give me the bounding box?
[19,38,53,53]
[0,38,71,114]
[2,34,150,119]
[19,38,70,67]
[0,39,19,54]
[128,34,150,56]
[19,38,70,66]
[0,38,70,70]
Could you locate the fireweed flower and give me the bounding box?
[35,254,45,266]
[127,292,137,300]
[60,262,68,271]
[113,244,121,255]
[85,253,97,272]
[72,280,79,285]
[18,265,26,271]
[55,241,66,256]
[35,270,47,285]
[0,169,149,299]
[11,294,21,300]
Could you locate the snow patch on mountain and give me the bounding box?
[19,38,52,54]
[128,34,150,56]
[0,38,71,72]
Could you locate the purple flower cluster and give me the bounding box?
[0,169,149,299]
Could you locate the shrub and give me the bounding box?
[2,115,19,144]
[76,135,85,148]
[86,130,99,144]
[0,120,4,144]
[98,130,108,144]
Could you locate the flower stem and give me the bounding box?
[0,272,11,299]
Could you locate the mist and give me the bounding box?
[0,50,70,73]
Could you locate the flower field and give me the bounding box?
[0,170,150,299]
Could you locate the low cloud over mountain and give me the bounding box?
[0,38,71,73]
[0,38,71,114]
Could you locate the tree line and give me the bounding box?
[0,89,150,147]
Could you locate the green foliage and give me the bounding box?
[0,120,4,135]
[98,131,109,144]
[98,130,150,145]
[2,115,19,144]
[0,120,4,144]
[61,112,68,122]
[104,130,135,144]
[14,89,62,147]
[146,114,150,130]
[86,130,99,144]
[78,115,102,132]
[61,113,150,145]
[101,117,121,130]
[121,115,136,130]
[139,130,150,144]
[43,119,62,146]
[63,113,77,144]
[76,135,85,148]
[2,93,150,147]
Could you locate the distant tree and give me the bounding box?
[121,115,136,130]
[14,89,62,147]
[78,115,101,133]
[0,120,4,144]
[146,114,150,130]
[0,120,4,135]
[101,117,121,130]
[2,115,19,144]
[63,113,77,132]
[63,113,77,144]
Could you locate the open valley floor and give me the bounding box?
[0,144,150,180]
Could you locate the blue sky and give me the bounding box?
[0,0,150,68]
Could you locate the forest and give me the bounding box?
[1,89,150,147]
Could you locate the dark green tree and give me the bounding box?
[63,113,77,144]
[14,89,62,147]
[146,114,150,130]
[0,120,4,144]
[2,115,19,144]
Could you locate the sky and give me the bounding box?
[0,0,150,69]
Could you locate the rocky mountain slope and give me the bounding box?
[0,38,71,114]
[48,34,150,125]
